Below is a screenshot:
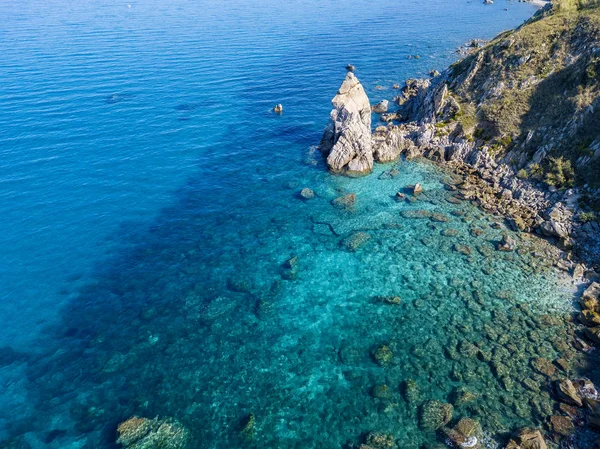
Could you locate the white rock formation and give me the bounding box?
[320,72,373,176]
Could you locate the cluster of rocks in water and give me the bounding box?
[306,68,600,448]
[318,68,596,272]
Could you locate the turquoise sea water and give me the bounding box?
[0,0,579,448]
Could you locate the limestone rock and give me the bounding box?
[540,203,572,239]
[372,125,408,162]
[372,100,389,114]
[320,73,373,176]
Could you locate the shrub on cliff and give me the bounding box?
[544,156,575,189]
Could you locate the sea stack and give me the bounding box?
[319,72,373,177]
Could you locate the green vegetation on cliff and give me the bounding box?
[448,0,600,190]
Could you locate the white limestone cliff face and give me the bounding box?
[320,72,373,176]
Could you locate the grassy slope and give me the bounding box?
[446,0,600,196]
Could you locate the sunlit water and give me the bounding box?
[0,0,578,448]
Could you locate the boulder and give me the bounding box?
[320,73,373,176]
[540,203,572,239]
[372,100,389,114]
[442,418,482,448]
[556,379,583,407]
[580,309,600,327]
[372,125,407,162]
[505,428,547,449]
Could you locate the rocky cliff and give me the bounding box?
[365,0,600,264]
[320,72,374,176]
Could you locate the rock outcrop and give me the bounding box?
[365,0,600,263]
[320,72,373,176]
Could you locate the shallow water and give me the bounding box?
[0,0,579,448]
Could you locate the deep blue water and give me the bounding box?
[0,1,578,448]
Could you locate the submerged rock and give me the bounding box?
[320,72,373,176]
[556,379,583,407]
[403,379,421,403]
[371,384,391,399]
[341,232,371,252]
[364,432,395,449]
[374,295,402,305]
[419,400,453,430]
[116,417,190,449]
[498,233,516,252]
[442,418,482,448]
[401,209,432,219]
[239,413,255,440]
[371,344,393,366]
[299,188,315,200]
[531,358,555,378]
[331,193,356,209]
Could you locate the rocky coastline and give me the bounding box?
[318,0,600,447]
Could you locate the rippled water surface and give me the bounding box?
[0,0,579,448]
